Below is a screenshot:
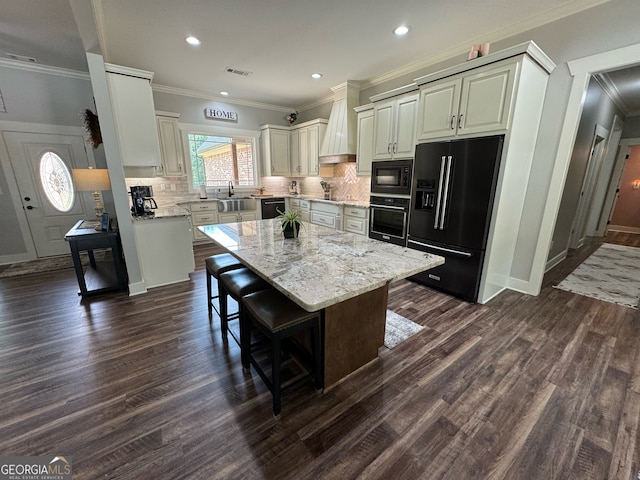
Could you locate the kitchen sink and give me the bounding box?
[217,197,257,212]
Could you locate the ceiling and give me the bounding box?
[2,0,640,112]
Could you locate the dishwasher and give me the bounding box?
[260,197,285,219]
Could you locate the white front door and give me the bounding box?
[3,132,92,257]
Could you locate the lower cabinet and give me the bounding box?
[218,211,258,224]
[343,205,369,236]
[289,198,310,223]
[188,201,218,242]
[310,202,342,230]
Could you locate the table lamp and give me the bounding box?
[72,167,111,218]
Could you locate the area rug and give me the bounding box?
[554,243,640,309]
[384,309,424,349]
[0,251,106,278]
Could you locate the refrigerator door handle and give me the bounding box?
[434,156,447,229]
[408,239,473,257]
[439,155,453,230]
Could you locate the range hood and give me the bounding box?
[319,81,360,164]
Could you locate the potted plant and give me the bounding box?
[277,209,303,238]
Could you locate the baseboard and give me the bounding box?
[128,280,148,296]
[546,250,567,272]
[507,277,540,296]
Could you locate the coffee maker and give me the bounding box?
[130,186,157,216]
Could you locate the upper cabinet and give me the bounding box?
[105,64,161,171]
[416,61,517,141]
[355,104,374,176]
[372,91,419,161]
[156,111,185,176]
[291,119,328,177]
[261,125,290,176]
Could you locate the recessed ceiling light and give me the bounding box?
[185,36,201,46]
[220,91,229,96]
[393,25,411,36]
[311,73,323,79]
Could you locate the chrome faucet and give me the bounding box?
[228,180,234,197]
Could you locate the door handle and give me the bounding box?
[387,143,392,155]
[439,155,453,230]
[26,205,36,210]
[450,115,456,130]
[458,114,464,129]
[393,142,397,154]
[434,156,446,229]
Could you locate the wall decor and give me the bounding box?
[204,107,238,122]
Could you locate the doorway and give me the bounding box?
[3,131,92,257]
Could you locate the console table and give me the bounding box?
[64,220,128,297]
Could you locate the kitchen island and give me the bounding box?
[199,219,444,389]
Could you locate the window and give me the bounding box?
[39,151,74,212]
[188,134,256,188]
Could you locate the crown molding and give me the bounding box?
[0,58,90,80]
[593,73,629,115]
[151,83,296,113]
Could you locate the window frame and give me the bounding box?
[180,123,261,193]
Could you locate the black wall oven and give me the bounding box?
[369,195,410,246]
[371,159,413,196]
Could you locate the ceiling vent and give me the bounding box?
[225,66,252,77]
[5,53,37,63]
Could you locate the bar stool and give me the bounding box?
[205,253,244,319]
[241,289,322,419]
[218,267,270,345]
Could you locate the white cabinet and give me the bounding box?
[105,65,161,170]
[156,112,184,176]
[417,60,517,141]
[289,198,310,223]
[310,201,342,230]
[343,205,369,236]
[133,216,195,289]
[261,125,290,176]
[290,119,328,176]
[218,211,258,224]
[372,92,419,160]
[188,201,218,242]
[355,104,374,176]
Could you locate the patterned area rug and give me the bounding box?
[554,243,640,309]
[384,310,424,349]
[0,251,105,278]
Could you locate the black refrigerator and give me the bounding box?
[407,135,504,302]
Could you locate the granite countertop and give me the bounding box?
[198,219,443,311]
[131,206,191,220]
[179,195,370,208]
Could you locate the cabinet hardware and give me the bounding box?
[450,115,456,130]
[458,114,464,129]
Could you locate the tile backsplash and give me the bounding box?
[126,163,371,208]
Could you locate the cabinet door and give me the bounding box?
[267,129,291,176]
[240,211,257,222]
[458,62,516,135]
[107,72,161,167]
[356,109,374,176]
[393,93,419,158]
[290,129,300,175]
[218,213,239,224]
[372,100,395,160]
[307,125,320,176]
[298,127,309,176]
[156,116,184,176]
[417,77,461,141]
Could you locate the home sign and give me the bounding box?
[204,107,238,122]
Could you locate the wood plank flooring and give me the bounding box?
[0,233,639,479]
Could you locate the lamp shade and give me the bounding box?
[72,168,111,191]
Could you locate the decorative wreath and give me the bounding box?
[81,108,103,149]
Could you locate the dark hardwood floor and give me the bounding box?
[1,232,639,479]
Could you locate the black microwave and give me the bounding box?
[371,159,413,195]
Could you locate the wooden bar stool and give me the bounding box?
[205,253,244,319]
[218,267,270,345]
[241,289,322,419]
